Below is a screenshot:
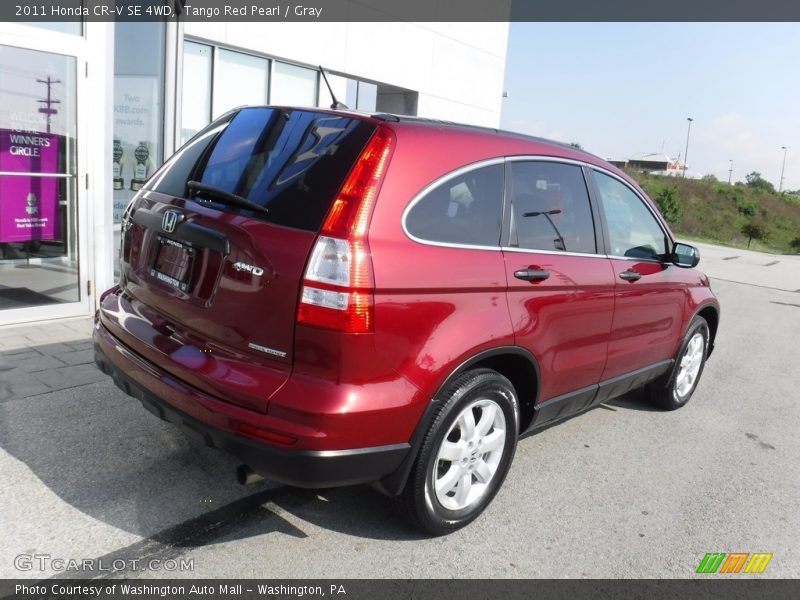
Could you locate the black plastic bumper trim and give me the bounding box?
[94,341,410,489]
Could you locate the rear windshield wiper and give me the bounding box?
[186,180,269,215]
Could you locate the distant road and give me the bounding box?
[693,241,800,292]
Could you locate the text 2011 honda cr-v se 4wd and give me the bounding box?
[95,106,720,535]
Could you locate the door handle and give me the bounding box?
[514,268,550,282]
[619,270,642,282]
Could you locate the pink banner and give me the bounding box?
[0,128,61,243]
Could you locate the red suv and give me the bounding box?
[95,107,719,534]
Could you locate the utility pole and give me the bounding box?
[728,159,733,184]
[779,146,788,193]
[683,117,693,178]
[37,76,61,133]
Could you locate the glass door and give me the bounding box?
[0,43,85,320]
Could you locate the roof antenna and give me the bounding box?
[319,66,348,110]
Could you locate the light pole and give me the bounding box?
[682,117,693,178]
[728,159,733,184]
[779,146,788,193]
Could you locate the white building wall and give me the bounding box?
[183,22,509,128]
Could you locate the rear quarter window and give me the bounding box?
[144,108,376,231]
[405,163,504,247]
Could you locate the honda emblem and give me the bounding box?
[162,210,180,233]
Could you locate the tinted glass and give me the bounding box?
[509,162,596,253]
[146,108,375,231]
[594,171,667,259]
[406,164,503,247]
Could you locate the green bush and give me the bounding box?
[654,187,682,223]
[790,237,800,252]
[737,199,757,217]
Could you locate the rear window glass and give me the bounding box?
[145,108,375,231]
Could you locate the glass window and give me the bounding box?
[271,62,318,106]
[146,108,376,232]
[113,23,165,216]
[356,82,378,111]
[0,45,80,309]
[180,41,212,144]
[113,22,166,278]
[405,164,504,247]
[318,73,349,108]
[594,171,668,260]
[509,162,596,254]
[212,49,268,119]
[345,78,359,108]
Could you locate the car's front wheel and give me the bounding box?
[394,368,519,535]
[648,316,710,410]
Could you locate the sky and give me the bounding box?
[500,23,800,191]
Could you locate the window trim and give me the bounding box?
[402,155,634,259]
[586,167,673,263]
[401,155,674,260]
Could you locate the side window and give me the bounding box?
[509,161,596,254]
[594,171,668,260]
[405,164,503,247]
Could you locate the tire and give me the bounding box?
[393,368,519,535]
[647,316,710,410]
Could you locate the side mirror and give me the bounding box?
[671,242,700,268]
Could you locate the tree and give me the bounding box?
[569,142,583,150]
[736,199,756,217]
[790,237,800,252]
[745,172,776,193]
[654,187,682,223]
[701,174,718,183]
[741,221,767,248]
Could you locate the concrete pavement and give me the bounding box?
[0,318,103,402]
[692,241,800,292]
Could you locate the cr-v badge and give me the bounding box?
[232,262,265,277]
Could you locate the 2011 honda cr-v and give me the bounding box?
[95,106,720,535]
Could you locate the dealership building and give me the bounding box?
[0,19,509,326]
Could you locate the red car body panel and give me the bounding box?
[94,107,720,492]
[602,258,696,380]
[502,252,616,402]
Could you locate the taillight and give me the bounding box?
[297,127,395,333]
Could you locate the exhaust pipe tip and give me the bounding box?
[236,464,265,486]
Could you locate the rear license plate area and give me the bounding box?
[151,236,195,292]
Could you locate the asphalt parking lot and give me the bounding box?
[1,242,798,579]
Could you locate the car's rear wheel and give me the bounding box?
[393,368,518,535]
[648,316,710,410]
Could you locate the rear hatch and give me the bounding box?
[103,107,377,412]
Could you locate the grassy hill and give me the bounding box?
[628,172,800,254]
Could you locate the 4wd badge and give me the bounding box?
[232,262,264,277]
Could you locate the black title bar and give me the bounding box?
[2,0,800,22]
[1,579,799,600]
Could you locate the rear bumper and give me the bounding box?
[94,321,410,489]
